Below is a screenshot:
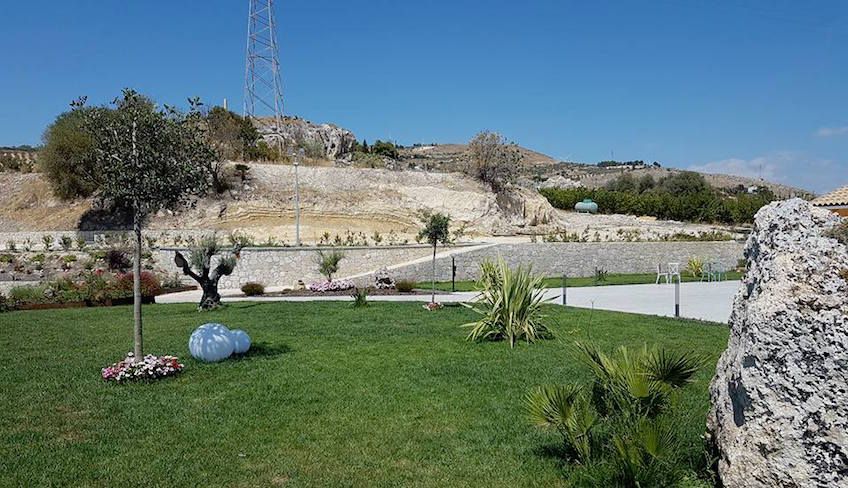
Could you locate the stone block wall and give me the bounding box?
[385,241,745,284]
[155,245,438,289]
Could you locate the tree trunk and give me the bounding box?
[132,209,143,360]
[199,279,222,311]
[431,243,437,304]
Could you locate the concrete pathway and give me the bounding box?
[158,280,740,323]
[543,281,740,323]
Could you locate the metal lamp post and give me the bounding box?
[294,148,303,246]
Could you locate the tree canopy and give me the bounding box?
[71,90,214,217]
[467,131,522,193]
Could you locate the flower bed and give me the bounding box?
[102,353,184,383]
[3,271,194,312]
[307,279,355,292]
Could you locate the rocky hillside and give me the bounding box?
[0,164,555,241]
[374,143,809,198]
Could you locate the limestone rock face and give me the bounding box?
[259,116,357,160]
[707,198,848,487]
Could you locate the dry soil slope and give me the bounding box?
[0,165,554,240]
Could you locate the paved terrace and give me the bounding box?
[158,280,741,324]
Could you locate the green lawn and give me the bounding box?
[0,302,728,487]
[432,271,744,292]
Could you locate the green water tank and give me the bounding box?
[574,199,598,214]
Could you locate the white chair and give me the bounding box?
[668,262,681,283]
[656,263,670,284]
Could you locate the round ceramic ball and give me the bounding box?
[189,323,234,362]
[230,329,252,354]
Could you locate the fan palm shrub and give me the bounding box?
[462,258,551,347]
[526,342,704,485]
[525,384,597,462]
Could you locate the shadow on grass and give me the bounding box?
[233,341,291,360]
[534,443,576,471]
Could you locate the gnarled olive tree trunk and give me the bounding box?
[174,242,242,311]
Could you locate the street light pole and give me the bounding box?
[294,148,303,246]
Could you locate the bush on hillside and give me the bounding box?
[467,131,521,193]
[370,140,399,159]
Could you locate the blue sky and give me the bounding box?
[0,1,845,193]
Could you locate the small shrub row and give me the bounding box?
[6,271,162,309]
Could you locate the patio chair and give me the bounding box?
[668,262,682,283]
[708,262,726,282]
[656,263,670,284]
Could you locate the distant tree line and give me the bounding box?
[540,171,776,224]
[596,160,662,168]
[353,139,399,159]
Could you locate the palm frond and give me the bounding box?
[643,348,703,388]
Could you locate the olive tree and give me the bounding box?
[70,89,214,359]
[418,211,451,304]
[174,235,242,310]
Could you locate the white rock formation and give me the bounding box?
[538,174,582,189]
[230,329,252,355]
[259,116,357,160]
[188,323,235,363]
[707,198,848,487]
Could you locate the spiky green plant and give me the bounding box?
[525,385,597,462]
[610,417,683,487]
[314,249,345,282]
[526,342,704,485]
[575,342,703,418]
[462,258,551,347]
[685,256,704,279]
[351,287,368,308]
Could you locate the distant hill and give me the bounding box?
[393,143,811,198]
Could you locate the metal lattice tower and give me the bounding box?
[244,0,284,134]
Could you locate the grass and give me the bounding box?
[0,302,728,487]
[432,270,744,292]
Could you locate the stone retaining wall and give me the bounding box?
[154,245,441,289]
[383,241,745,285]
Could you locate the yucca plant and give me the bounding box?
[462,258,551,347]
[351,287,368,308]
[314,249,345,282]
[686,256,704,279]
